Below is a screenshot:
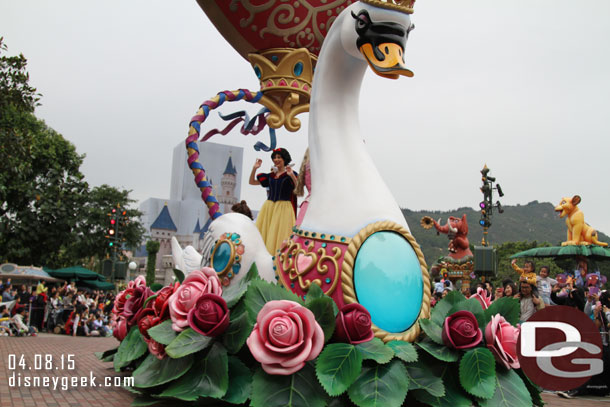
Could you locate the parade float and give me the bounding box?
[100,1,542,406]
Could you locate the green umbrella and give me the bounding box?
[510,245,610,260]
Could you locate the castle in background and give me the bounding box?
[138,141,243,270]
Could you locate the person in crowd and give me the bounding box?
[35,280,47,295]
[536,265,557,305]
[551,282,585,311]
[502,279,518,298]
[511,259,537,285]
[0,305,14,336]
[433,276,444,294]
[249,148,298,255]
[1,287,15,302]
[494,285,504,299]
[13,308,37,336]
[516,281,544,322]
[461,287,471,299]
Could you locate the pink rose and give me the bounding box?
[472,287,492,310]
[147,339,167,360]
[246,300,324,375]
[442,310,483,350]
[187,294,230,337]
[334,303,375,344]
[485,314,520,369]
[168,268,222,332]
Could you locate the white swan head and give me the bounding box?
[339,2,415,79]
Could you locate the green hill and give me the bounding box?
[402,200,610,267]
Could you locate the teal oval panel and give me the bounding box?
[212,241,232,273]
[353,231,423,333]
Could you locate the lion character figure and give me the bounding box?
[555,195,608,247]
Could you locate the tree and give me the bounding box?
[69,184,145,265]
[145,240,160,286]
[0,39,145,269]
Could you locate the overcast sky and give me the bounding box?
[2,0,609,237]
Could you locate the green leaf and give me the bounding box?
[95,347,118,361]
[305,283,339,316]
[430,290,466,326]
[356,338,394,364]
[420,318,444,345]
[132,353,193,388]
[223,262,260,308]
[459,348,496,399]
[316,343,363,396]
[222,356,252,405]
[150,283,163,292]
[222,310,254,354]
[173,268,185,283]
[347,359,409,407]
[147,319,177,346]
[387,341,418,363]
[447,298,486,329]
[306,296,336,343]
[114,327,148,371]
[159,342,229,400]
[416,338,459,362]
[484,297,520,326]
[516,369,544,407]
[245,279,303,324]
[412,366,473,407]
[165,327,213,359]
[477,369,532,407]
[251,364,326,407]
[406,362,445,397]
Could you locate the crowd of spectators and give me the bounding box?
[430,258,610,398]
[0,278,115,337]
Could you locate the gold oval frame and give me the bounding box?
[210,239,236,278]
[341,221,430,342]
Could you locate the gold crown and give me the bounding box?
[361,0,416,14]
[248,48,316,99]
[248,48,317,132]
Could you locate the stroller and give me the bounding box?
[46,307,63,333]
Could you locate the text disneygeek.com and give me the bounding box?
[6,354,134,391]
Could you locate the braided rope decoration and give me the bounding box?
[186,89,263,220]
[341,221,431,343]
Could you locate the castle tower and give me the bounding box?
[218,155,238,213]
[149,203,178,270]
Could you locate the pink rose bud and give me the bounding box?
[187,294,230,337]
[472,287,492,310]
[485,314,520,369]
[441,310,483,350]
[335,303,375,344]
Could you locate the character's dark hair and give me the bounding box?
[271,148,291,165]
[231,200,253,220]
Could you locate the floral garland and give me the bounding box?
[99,267,543,407]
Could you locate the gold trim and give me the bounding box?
[341,221,430,343]
[210,238,241,279]
[361,0,415,14]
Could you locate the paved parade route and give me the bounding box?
[1,334,609,407]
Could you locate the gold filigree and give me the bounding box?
[276,238,340,295]
[341,221,430,343]
[317,246,341,295]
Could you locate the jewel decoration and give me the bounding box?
[211,232,244,285]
